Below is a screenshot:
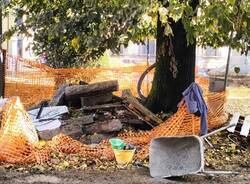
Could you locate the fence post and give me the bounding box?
[0,49,6,98]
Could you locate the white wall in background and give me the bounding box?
[1,13,35,59]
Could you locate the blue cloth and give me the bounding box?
[182,82,208,135]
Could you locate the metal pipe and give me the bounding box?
[146,38,150,93]
[223,42,232,91]
[201,123,236,139]
[224,0,241,91]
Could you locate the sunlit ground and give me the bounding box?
[226,87,250,116]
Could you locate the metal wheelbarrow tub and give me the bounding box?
[149,136,204,178]
[149,117,239,178]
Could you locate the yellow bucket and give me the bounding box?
[113,149,135,165]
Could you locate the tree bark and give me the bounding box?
[146,1,198,113]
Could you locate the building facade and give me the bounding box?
[1,13,35,59]
[118,40,249,74]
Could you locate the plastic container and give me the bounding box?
[109,138,125,150]
[113,149,135,166]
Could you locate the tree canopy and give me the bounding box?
[1,0,150,67]
[1,0,249,67]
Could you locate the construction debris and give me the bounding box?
[27,87,158,142]
[81,102,123,111]
[38,127,61,140]
[25,81,162,144]
[122,89,163,126]
[38,115,97,141]
[49,84,69,106]
[80,133,114,144]
[65,80,118,100]
[80,92,113,107]
[82,119,123,134]
[64,80,119,107]
[240,116,250,137]
[227,113,250,137]
[46,80,119,108]
[28,106,68,131]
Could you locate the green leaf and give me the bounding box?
[71,37,79,51]
[164,23,173,36]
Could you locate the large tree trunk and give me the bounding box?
[146,2,197,113]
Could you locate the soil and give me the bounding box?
[0,129,249,184]
[1,129,248,184]
[0,168,250,184]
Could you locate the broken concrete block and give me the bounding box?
[82,119,122,134]
[80,92,113,106]
[38,121,83,141]
[79,133,113,144]
[38,127,61,140]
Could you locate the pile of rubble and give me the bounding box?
[29,80,162,143]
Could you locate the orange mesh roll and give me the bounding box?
[0,97,39,164]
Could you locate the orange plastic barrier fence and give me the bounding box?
[0,91,227,164]
[0,55,227,164]
[4,55,154,108]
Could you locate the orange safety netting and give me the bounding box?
[0,90,227,164]
[4,54,154,108]
[1,55,228,164]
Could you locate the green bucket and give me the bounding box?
[109,138,125,150]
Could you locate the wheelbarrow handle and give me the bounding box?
[201,123,237,139]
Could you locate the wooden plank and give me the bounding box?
[123,104,154,128]
[65,80,118,100]
[240,115,250,137]
[120,118,145,125]
[227,112,240,133]
[122,89,163,125]
[81,102,123,111]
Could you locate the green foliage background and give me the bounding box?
[1,0,249,68]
